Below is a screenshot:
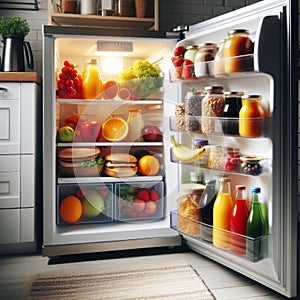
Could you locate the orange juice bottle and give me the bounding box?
[213,177,234,250]
[239,94,264,137]
[82,59,103,99]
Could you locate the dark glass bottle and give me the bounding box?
[246,187,265,261]
[222,91,243,135]
[200,179,217,242]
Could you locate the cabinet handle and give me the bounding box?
[0,87,8,92]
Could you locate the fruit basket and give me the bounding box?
[57,183,113,225]
[115,181,164,222]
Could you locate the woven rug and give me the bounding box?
[24,262,215,299]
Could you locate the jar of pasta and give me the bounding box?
[201,86,225,133]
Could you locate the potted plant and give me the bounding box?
[0,17,33,71]
[0,16,30,37]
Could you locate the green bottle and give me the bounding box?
[246,187,265,261]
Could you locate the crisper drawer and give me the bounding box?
[115,181,164,222]
[0,155,20,209]
[57,183,113,225]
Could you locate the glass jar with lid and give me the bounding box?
[222,147,241,172]
[239,94,264,137]
[184,89,203,132]
[201,86,225,134]
[194,42,218,78]
[207,145,223,169]
[213,40,225,75]
[184,45,199,63]
[222,91,243,135]
[224,29,254,73]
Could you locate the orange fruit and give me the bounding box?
[102,117,129,142]
[118,87,131,100]
[59,195,82,223]
[138,155,160,176]
[103,80,119,99]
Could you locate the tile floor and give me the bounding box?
[0,246,296,300]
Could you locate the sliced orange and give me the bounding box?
[138,155,160,176]
[103,80,119,99]
[102,117,129,142]
[118,87,132,100]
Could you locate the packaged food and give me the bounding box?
[201,86,225,133]
[224,29,254,73]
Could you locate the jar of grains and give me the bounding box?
[201,86,225,133]
[207,145,223,169]
[194,43,218,78]
[184,90,203,132]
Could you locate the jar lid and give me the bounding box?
[235,185,246,191]
[219,176,230,182]
[186,45,199,50]
[199,42,218,48]
[193,139,208,147]
[204,86,223,92]
[242,94,262,101]
[240,155,263,162]
[228,29,250,36]
[224,91,244,97]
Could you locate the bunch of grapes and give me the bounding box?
[56,60,83,99]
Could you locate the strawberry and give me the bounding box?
[173,45,185,57]
[172,57,184,67]
[136,188,150,202]
[182,60,194,80]
[183,59,193,67]
[150,189,160,201]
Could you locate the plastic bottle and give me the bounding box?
[126,108,144,142]
[246,187,265,261]
[200,179,217,242]
[231,185,249,256]
[82,59,103,99]
[213,177,234,250]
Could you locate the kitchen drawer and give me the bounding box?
[0,172,20,209]
[57,183,113,225]
[21,208,35,242]
[0,83,20,100]
[0,209,20,244]
[0,99,20,154]
[21,155,35,208]
[115,181,164,222]
[0,155,20,172]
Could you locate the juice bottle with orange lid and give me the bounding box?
[213,176,234,250]
[82,59,103,99]
[239,94,265,137]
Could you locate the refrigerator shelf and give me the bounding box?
[57,142,163,147]
[170,210,269,262]
[57,99,163,105]
[58,175,164,184]
[169,115,270,138]
[169,54,258,82]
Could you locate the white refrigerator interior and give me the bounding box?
[43,0,298,298]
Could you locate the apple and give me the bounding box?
[132,199,146,212]
[82,190,105,218]
[58,125,75,142]
[142,125,162,142]
[144,201,157,216]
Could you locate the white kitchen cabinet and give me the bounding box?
[0,74,42,254]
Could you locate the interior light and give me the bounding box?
[101,57,123,74]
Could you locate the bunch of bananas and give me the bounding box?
[170,135,206,163]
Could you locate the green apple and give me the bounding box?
[59,126,75,142]
[82,190,105,218]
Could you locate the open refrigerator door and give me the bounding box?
[166,0,298,297]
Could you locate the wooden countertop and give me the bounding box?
[0,72,42,85]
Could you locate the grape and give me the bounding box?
[57,60,83,99]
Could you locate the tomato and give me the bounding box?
[79,120,102,142]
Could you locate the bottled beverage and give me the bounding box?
[246,187,265,261]
[82,59,103,99]
[126,108,144,142]
[200,179,217,242]
[239,94,265,137]
[213,177,234,250]
[231,185,249,256]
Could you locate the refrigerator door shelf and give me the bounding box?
[170,210,269,263]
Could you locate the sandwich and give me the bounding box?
[104,153,137,177]
[58,147,104,177]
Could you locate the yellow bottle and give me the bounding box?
[82,59,103,99]
[213,177,234,250]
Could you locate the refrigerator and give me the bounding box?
[42,0,298,297]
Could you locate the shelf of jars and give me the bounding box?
[169,54,258,82]
[170,210,269,262]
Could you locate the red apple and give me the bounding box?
[142,125,161,142]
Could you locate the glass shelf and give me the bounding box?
[170,210,269,262]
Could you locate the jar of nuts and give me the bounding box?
[207,145,223,169]
[201,86,225,134]
[175,103,185,131]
